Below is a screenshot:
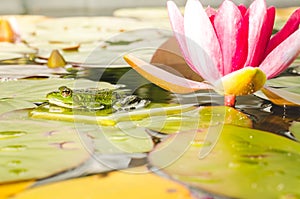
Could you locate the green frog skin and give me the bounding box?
[46,86,149,111]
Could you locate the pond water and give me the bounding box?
[86,66,300,139]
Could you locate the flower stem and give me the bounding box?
[224,95,236,107]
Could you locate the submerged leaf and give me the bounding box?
[11,168,195,199]
[149,125,300,198]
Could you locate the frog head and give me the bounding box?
[46,86,74,108]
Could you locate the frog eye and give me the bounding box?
[59,86,72,98]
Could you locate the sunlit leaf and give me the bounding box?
[0,120,90,183]
[30,103,196,125]
[11,168,196,199]
[136,106,252,134]
[149,125,300,198]
[0,181,34,199]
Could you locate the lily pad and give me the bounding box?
[0,78,116,114]
[0,52,23,61]
[136,106,252,134]
[30,103,196,125]
[78,123,153,154]
[0,64,68,79]
[0,120,90,183]
[0,180,34,199]
[149,125,300,198]
[265,76,300,88]
[0,42,36,54]
[11,167,196,199]
[290,121,300,140]
[261,86,300,106]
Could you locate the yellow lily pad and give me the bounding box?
[217,67,266,96]
[11,168,195,199]
[0,181,34,199]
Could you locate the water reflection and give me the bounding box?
[83,66,300,140]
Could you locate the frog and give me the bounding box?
[46,86,150,111]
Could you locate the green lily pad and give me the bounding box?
[78,123,153,154]
[0,119,90,183]
[30,103,195,125]
[136,106,252,134]
[266,76,300,88]
[290,121,300,140]
[0,78,116,114]
[149,125,300,198]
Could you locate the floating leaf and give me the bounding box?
[265,76,300,88]
[11,168,195,199]
[0,78,116,114]
[149,125,300,198]
[0,120,90,183]
[0,52,23,61]
[137,106,252,134]
[0,42,36,54]
[79,123,153,154]
[30,103,196,125]
[261,86,300,106]
[290,121,300,140]
[0,180,34,199]
[0,64,68,79]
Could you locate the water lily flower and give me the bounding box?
[124,0,300,106]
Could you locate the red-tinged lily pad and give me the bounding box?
[136,106,252,134]
[149,125,300,198]
[0,119,90,183]
[10,167,197,199]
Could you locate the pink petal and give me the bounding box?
[259,29,300,79]
[214,0,246,74]
[205,6,216,23]
[245,0,274,67]
[123,54,212,93]
[167,1,194,71]
[265,8,300,56]
[184,0,222,84]
[238,4,247,16]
